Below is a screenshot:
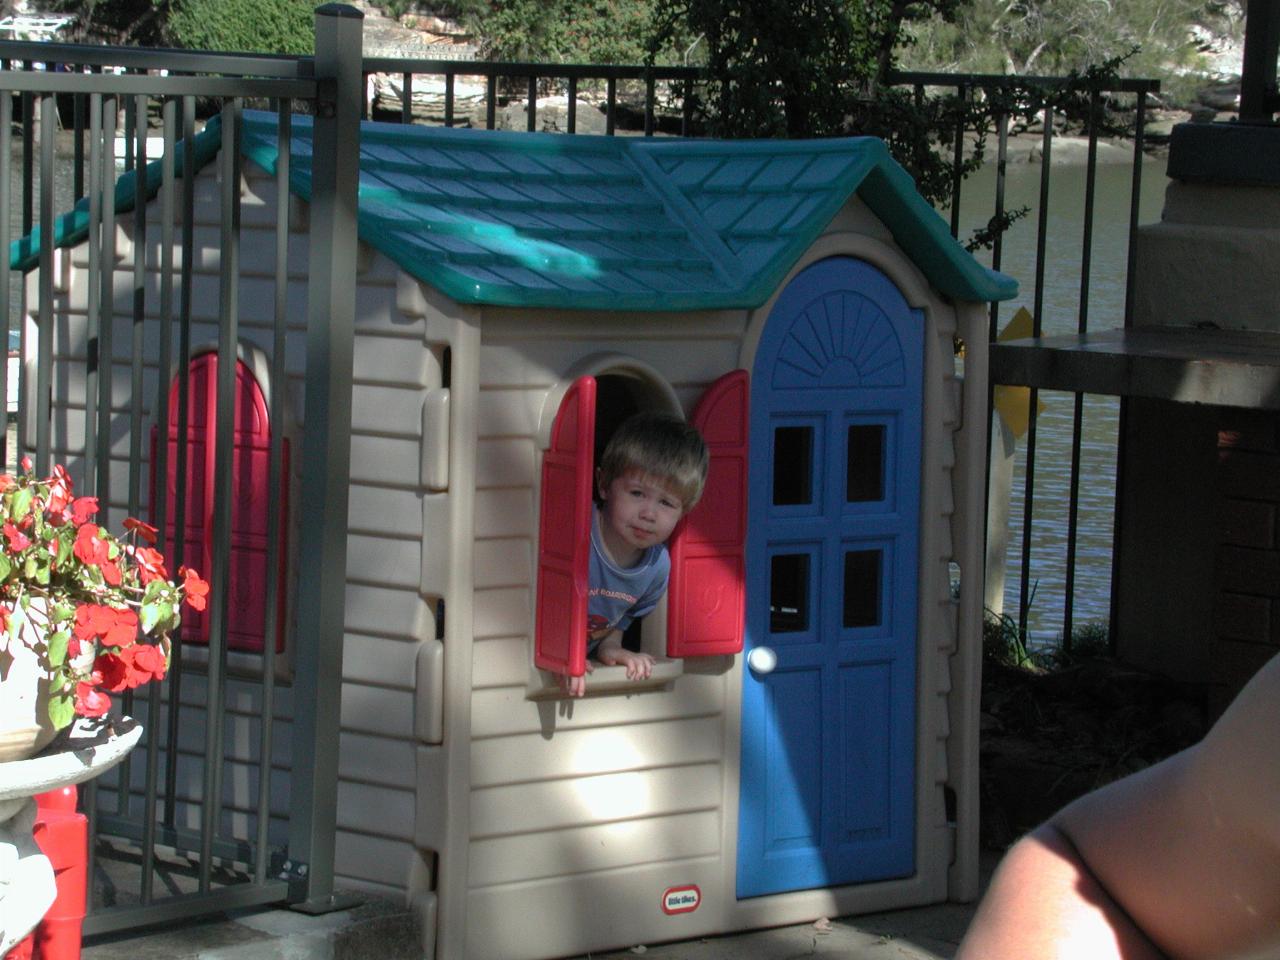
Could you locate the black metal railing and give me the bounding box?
[0,6,360,933]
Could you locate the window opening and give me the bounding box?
[773,426,813,505]
[770,553,810,633]
[843,549,882,628]
[440,346,452,389]
[846,424,885,503]
[592,373,645,475]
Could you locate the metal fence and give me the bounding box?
[0,6,360,933]
[0,9,1156,936]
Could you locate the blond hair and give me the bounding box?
[598,412,709,510]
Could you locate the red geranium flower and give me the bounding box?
[180,566,210,612]
[127,643,166,685]
[74,604,138,648]
[69,496,99,526]
[46,464,74,516]
[123,517,159,545]
[94,651,130,692]
[4,522,30,552]
[74,524,111,567]
[131,546,169,584]
[74,680,112,719]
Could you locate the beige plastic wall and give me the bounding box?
[401,195,984,959]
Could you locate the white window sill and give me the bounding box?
[527,657,683,700]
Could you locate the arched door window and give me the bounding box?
[151,352,289,655]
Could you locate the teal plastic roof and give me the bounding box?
[12,111,1017,309]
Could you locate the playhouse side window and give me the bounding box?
[534,371,748,681]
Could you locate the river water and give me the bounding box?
[951,149,1170,645]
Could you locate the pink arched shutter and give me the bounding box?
[667,369,749,657]
[534,376,597,676]
[150,354,288,655]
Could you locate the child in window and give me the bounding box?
[562,411,708,697]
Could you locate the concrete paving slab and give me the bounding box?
[571,898,975,960]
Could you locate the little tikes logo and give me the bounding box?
[661,884,701,915]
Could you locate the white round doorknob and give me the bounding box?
[747,646,778,675]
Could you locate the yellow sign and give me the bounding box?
[993,307,1044,439]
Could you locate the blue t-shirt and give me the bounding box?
[587,506,670,656]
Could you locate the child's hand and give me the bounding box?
[598,647,655,681]
[559,661,593,697]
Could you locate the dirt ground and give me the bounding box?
[978,654,1209,849]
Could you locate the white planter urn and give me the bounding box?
[0,613,59,763]
[0,719,143,953]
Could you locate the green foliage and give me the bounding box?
[903,0,1238,88]
[646,0,980,205]
[984,607,1049,671]
[52,0,315,51]
[470,0,662,63]
[166,0,315,54]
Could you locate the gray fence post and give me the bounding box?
[288,2,363,911]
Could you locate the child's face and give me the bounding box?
[597,468,686,566]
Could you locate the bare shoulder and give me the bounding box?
[1056,653,1280,959]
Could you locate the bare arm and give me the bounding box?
[958,653,1280,960]
[595,631,654,680]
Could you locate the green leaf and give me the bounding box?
[140,599,172,635]
[46,629,69,668]
[0,553,11,581]
[47,693,75,730]
[11,486,33,522]
[9,603,26,636]
[23,555,37,580]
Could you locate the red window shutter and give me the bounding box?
[150,354,288,655]
[534,376,596,676]
[667,369,749,657]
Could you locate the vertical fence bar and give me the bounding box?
[401,71,413,124]
[199,98,241,894]
[0,84,10,470]
[74,83,86,200]
[96,95,117,508]
[288,2,362,910]
[255,96,291,886]
[128,93,148,517]
[1123,92,1148,329]
[485,73,496,130]
[949,83,966,239]
[683,76,694,136]
[117,93,150,813]
[164,94,196,826]
[987,108,1009,340]
[444,71,454,127]
[81,93,107,906]
[644,67,655,136]
[140,94,178,906]
[527,74,537,131]
[83,94,101,490]
[1016,105,1054,643]
[567,76,577,134]
[1110,89,1149,651]
[606,75,616,135]
[34,90,55,475]
[1063,88,1101,651]
[21,64,33,236]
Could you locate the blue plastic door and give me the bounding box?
[737,257,923,898]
